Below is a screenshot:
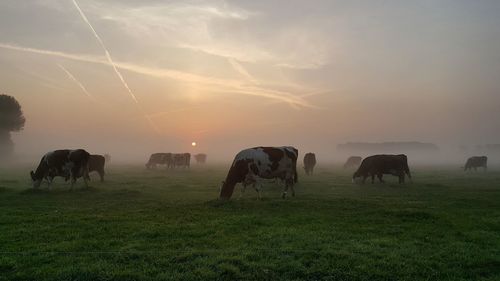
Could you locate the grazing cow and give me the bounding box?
[86,154,106,182]
[194,153,207,164]
[353,154,412,184]
[343,156,362,169]
[30,149,90,189]
[145,153,172,169]
[464,156,488,171]
[172,153,191,168]
[219,146,298,200]
[303,153,316,175]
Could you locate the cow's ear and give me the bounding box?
[30,171,35,180]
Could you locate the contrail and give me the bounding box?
[71,0,138,103]
[228,58,259,85]
[57,64,96,101]
[0,43,316,108]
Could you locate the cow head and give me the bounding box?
[30,170,42,188]
[219,180,237,200]
[352,171,361,183]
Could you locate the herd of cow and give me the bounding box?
[29,146,489,200]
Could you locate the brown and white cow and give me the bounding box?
[172,153,191,168]
[194,153,207,164]
[353,154,412,184]
[86,154,106,182]
[219,146,298,200]
[145,153,172,169]
[30,149,90,189]
[303,152,316,175]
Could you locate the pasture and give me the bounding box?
[0,164,499,281]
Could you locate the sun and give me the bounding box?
[191,141,197,147]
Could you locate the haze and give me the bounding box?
[1,0,499,163]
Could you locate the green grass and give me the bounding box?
[0,164,499,281]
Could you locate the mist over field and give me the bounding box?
[1,0,500,165]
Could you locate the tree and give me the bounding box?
[0,94,25,160]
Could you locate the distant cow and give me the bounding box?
[104,154,111,163]
[86,154,106,182]
[353,154,412,184]
[30,149,90,189]
[219,146,298,200]
[194,153,207,164]
[303,153,316,175]
[343,156,362,169]
[172,153,191,168]
[145,153,172,169]
[464,156,487,171]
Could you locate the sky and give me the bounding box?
[1,0,499,162]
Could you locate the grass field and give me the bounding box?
[1,164,499,281]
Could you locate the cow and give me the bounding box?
[464,156,488,171]
[303,153,316,175]
[343,156,362,169]
[145,153,172,169]
[219,146,298,200]
[194,153,207,164]
[86,154,106,182]
[104,154,111,163]
[353,154,412,184]
[172,153,191,168]
[30,149,90,189]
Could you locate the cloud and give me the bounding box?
[81,0,331,69]
[0,42,315,108]
[71,0,139,103]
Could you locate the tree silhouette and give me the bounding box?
[0,94,25,160]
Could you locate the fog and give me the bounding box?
[1,0,500,166]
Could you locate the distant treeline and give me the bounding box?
[337,142,439,153]
[476,144,500,151]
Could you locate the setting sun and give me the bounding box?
[191,142,197,147]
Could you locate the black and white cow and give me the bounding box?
[30,149,90,189]
[219,146,298,200]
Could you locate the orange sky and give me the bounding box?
[1,0,500,162]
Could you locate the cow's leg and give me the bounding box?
[254,183,262,200]
[99,169,105,182]
[83,176,89,188]
[371,174,375,184]
[377,174,385,183]
[289,182,296,197]
[282,184,289,199]
[47,176,53,190]
[238,184,247,199]
[362,176,367,184]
